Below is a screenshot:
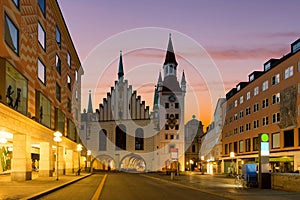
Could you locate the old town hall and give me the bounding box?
[80,35,186,172]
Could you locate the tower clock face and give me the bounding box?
[169,94,176,102]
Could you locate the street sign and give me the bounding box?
[170,148,178,161]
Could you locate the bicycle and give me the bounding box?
[235,174,247,189]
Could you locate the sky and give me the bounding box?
[57,0,300,128]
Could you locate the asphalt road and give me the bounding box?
[99,173,227,200]
[39,174,104,200]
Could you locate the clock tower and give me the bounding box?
[154,34,186,171]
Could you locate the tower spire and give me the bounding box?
[118,50,124,81]
[164,33,178,66]
[87,90,93,113]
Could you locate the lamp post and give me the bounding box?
[53,131,62,181]
[77,144,82,175]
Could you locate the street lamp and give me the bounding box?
[77,144,82,175]
[189,160,193,171]
[53,131,62,181]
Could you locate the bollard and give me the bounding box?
[171,171,175,180]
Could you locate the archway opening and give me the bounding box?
[91,155,115,172]
[120,154,146,173]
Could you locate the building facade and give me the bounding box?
[0,0,83,180]
[184,115,204,171]
[80,36,186,172]
[200,98,226,174]
[222,38,300,174]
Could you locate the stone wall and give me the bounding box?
[272,173,300,192]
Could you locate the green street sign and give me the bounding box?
[261,133,269,142]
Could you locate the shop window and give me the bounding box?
[56,83,61,102]
[38,0,46,16]
[3,60,28,114]
[38,59,46,84]
[272,132,280,149]
[99,129,107,151]
[284,129,294,148]
[56,26,61,48]
[36,91,51,128]
[246,138,251,152]
[55,108,65,134]
[135,128,144,150]
[234,142,238,153]
[38,22,46,50]
[56,55,61,75]
[4,14,19,54]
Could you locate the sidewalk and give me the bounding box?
[142,172,300,200]
[0,172,91,200]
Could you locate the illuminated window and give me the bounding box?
[253,137,258,151]
[246,92,251,100]
[272,93,280,104]
[272,132,280,149]
[239,96,244,104]
[284,66,294,79]
[36,91,51,128]
[239,140,244,153]
[262,80,268,91]
[254,86,259,96]
[272,74,280,85]
[245,139,251,152]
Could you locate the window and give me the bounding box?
[165,134,168,140]
[165,103,169,108]
[175,103,179,108]
[75,70,78,82]
[175,124,179,130]
[99,129,107,151]
[192,145,196,153]
[240,96,244,104]
[262,80,268,91]
[254,103,259,112]
[165,125,169,130]
[4,14,19,54]
[272,113,280,123]
[262,99,269,108]
[272,74,280,85]
[38,59,46,84]
[246,92,251,100]
[299,106,300,117]
[272,93,280,104]
[246,123,251,131]
[234,100,238,107]
[284,66,294,79]
[56,83,61,102]
[67,51,71,67]
[56,26,61,47]
[135,128,144,150]
[239,140,244,153]
[4,61,28,114]
[234,128,238,134]
[38,0,46,16]
[56,55,61,75]
[67,98,71,113]
[116,125,126,150]
[170,135,174,139]
[253,137,258,151]
[55,108,65,134]
[234,113,238,121]
[246,107,251,115]
[254,120,259,129]
[229,143,233,153]
[234,142,238,153]
[176,134,179,140]
[175,114,179,119]
[12,0,19,8]
[67,75,71,90]
[239,125,244,133]
[36,91,51,127]
[298,83,300,94]
[254,87,259,96]
[272,132,280,149]
[75,90,78,101]
[165,114,169,119]
[38,22,46,50]
[67,119,76,141]
[245,138,251,152]
[240,110,244,118]
[284,129,294,148]
[262,116,269,126]
[225,144,229,154]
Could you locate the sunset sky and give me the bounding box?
[58,0,300,127]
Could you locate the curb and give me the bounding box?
[23,173,93,200]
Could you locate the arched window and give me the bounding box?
[192,144,196,153]
[116,125,126,150]
[99,129,107,151]
[135,128,144,150]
